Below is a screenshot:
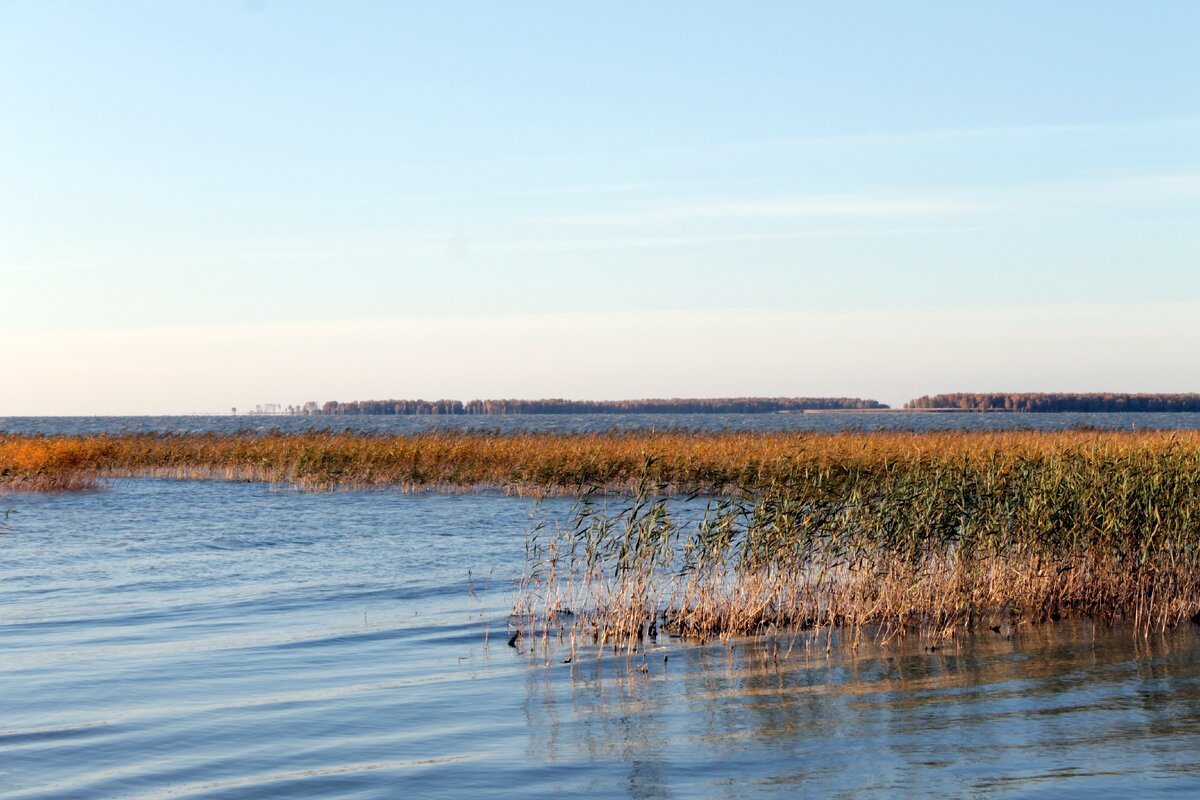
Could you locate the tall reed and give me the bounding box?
[515,438,1200,645]
[4,429,1200,495]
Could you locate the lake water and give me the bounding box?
[5,410,1200,437]
[4,478,1200,798]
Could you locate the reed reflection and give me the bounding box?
[519,622,1200,797]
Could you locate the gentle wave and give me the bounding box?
[4,479,1200,798]
[6,410,1200,436]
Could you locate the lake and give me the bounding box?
[6,410,1200,437]
[4,415,1200,798]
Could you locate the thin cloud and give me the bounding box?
[405,117,1200,173]
[545,194,986,226]
[466,226,990,255]
[546,170,1200,228]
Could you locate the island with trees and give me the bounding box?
[904,393,1200,413]
[310,397,889,415]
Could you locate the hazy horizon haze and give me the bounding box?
[3,2,1197,414]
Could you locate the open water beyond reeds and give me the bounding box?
[7,411,1200,437]
[4,479,1200,798]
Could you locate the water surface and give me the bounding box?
[4,480,1200,798]
[5,411,1200,436]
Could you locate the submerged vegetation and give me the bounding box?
[5,429,1200,637]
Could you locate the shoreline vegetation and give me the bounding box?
[905,392,1200,413]
[4,429,1200,638]
[313,396,888,415]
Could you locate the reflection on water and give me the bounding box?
[3,480,1200,798]
[523,624,1200,798]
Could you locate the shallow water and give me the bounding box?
[5,411,1200,436]
[4,480,1200,798]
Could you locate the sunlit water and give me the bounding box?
[4,479,1200,798]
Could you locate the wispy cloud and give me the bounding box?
[409,117,1200,172]
[545,194,985,226]
[466,226,988,254]
[543,170,1200,229]
[748,117,1200,150]
[5,170,1194,276]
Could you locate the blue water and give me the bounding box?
[4,479,1200,798]
[5,411,1200,436]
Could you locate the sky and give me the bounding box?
[2,1,1198,414]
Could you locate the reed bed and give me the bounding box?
[510,431,1200,643]
[5,430,1200,637]
[4,429,1199,495]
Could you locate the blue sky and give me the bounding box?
[2,1,1198,413]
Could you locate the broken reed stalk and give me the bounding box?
[514,442,1200,650]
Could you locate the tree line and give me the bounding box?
[316,397,888,415]
[904,393,1200,412]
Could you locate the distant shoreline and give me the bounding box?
[303,397,888,416]
[243,393,1200,417]
[904,393,1200,414]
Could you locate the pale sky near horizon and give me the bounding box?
[2,1,1198,414]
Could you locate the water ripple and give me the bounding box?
[4,480,1200,798]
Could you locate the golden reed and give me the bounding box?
[5,429,1198,494]
[5,430,1199,636]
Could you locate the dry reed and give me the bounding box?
[4,429,1199,495]
[511,432,1200,645]
[5,429,1199,638]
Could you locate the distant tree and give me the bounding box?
[903,393,1200,412]
[313,397,888,415]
